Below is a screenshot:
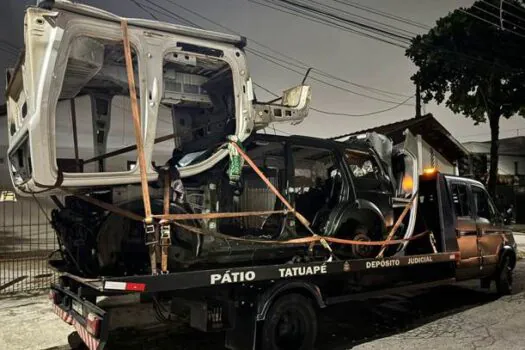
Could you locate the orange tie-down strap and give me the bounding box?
[66,189,429,247]
[173,221,431,246]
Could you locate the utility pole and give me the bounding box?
[415,82,422,118]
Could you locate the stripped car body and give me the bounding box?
[6,0,311,193]
[49,131,421,276]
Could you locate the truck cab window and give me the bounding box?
[450,183,471,217]
[472,186,497,223]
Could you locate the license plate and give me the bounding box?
[72,300,83,316]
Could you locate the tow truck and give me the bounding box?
[48,168,517,350]
[5,2,517,349]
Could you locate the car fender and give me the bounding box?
[499,244,517,269]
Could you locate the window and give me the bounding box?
[292,145,341,232]
[0,190,16,202]
[345,150,384,191]
[217,139,286,237]
[55,36,139,173]
[345,151,380,180]
[450,183,471,217]
[472,186,497,222]
[152,52,235,168]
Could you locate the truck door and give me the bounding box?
[450,181,480,280]
[471,185,504,277]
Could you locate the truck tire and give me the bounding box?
[67,331,88,350]
[261,293,317,350]
[495,254,513,296]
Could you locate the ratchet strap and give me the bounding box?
[173,221,431,246]
[65,187,430,247]
[377,192,418,258]
[121,20,153,224]
[160,171,171,273]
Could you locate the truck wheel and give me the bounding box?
[495,255,513,295]
[261,293,317,350]
[68,331,88,350]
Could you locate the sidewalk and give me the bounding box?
[511,224,525,234]
[512,230,525,257]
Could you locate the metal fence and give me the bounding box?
[0,192,59,294]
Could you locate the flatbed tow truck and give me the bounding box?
[5,2,517,349]
[49,170,517,350]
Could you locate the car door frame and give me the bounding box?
[287,138,351,236]
[449,179,481,281]
[470,184,506,277]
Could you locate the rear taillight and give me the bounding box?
[86,313,101,337]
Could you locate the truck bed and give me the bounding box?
[58,251,460,294]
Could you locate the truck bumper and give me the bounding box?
[50,284,108,350]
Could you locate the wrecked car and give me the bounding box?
[50,132,418,277]
[6,1,419,278]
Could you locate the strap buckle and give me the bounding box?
[144,223,158,246]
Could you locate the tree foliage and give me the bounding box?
[406,0,525,195]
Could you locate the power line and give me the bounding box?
[254,81,413,117]
[333,0,431,30]
[457,127,525,139]
[133,0,415,118]
[0,47,18,58]
[130,0,160,20]
[481,0,525,26]
[161,0,411,98]
[247,0,409,49]
[458,7,525,39]
[308,0,419,38]
[266,0,412,44]
[310,95,414,117]
[502,0,525,15]
[248,47,414,105]
[139,0,199,27]
[472,3,525,32]
[137,0,414,104]
[0,40,20,53]
[252,0,521,74]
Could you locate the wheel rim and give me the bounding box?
[274,309,307,349]
[351,233,373,258]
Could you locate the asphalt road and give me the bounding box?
[2,261,525,350]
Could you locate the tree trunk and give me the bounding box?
[487,112,500,197]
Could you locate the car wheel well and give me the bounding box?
[501,249,516,269]
[336,210,384,239]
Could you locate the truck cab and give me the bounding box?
[445,174,516,283]
[419,170,516,292]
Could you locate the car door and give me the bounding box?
[471,184,506,276]
[450,181,480,280]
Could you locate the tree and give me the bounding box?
[406,0,525,196]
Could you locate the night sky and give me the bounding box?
[1,0,524,142]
